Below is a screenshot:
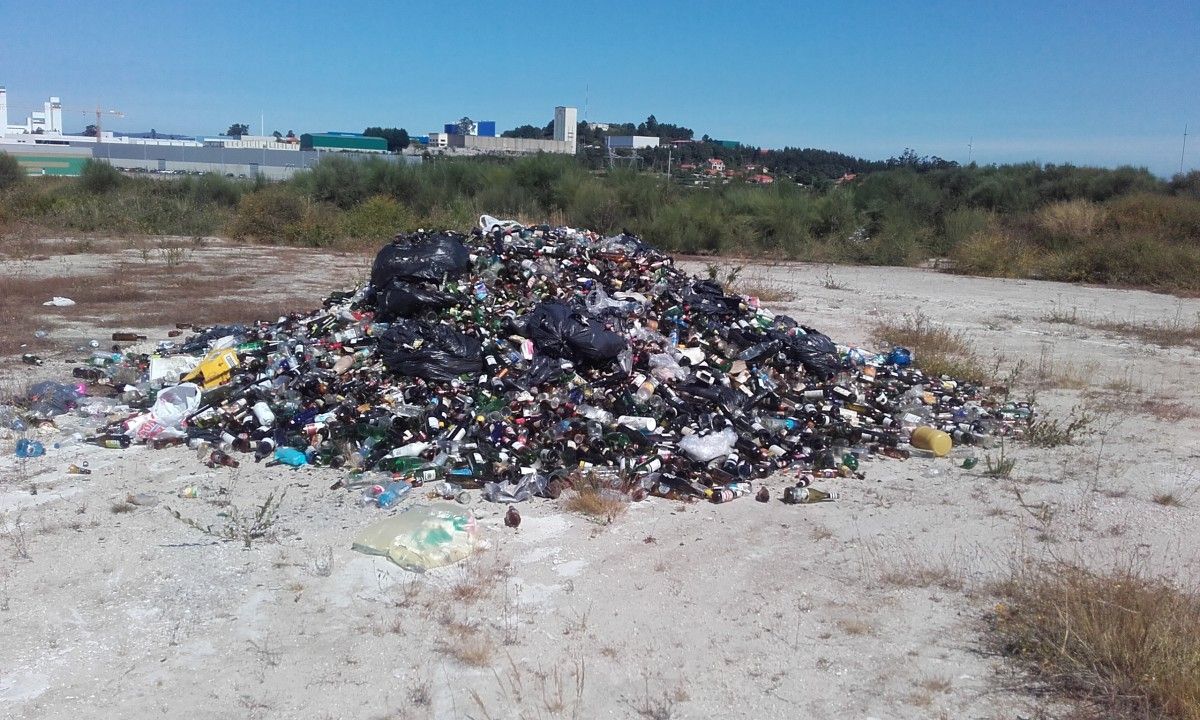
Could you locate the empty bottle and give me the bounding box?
[783,486,837,504]
[376,481,412,509]
[89,434,131,449]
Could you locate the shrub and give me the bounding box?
[1104,192,1200,241]
[79,159,122,194]
[341,194,413,241]
[950,226,1039,278]
[0,152,24,190]
[1035,199,1105,248]
[228,186,305,241]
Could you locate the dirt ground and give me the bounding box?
[1,238,1198,720]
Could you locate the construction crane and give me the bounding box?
[64,104,126,140]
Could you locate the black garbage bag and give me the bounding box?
[519,302,626,362]
[379,319,483,383]
[768,326,841,379]
[376,280,459,321]
[681,280,740,316]
[676,381,746,414]
[371,232,471,287]
[181,324,247,354]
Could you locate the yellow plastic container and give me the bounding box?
[910,426,953,457]
[180,348,240,389]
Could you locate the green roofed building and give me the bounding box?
[299,132,387,153]
[0,144,92,176]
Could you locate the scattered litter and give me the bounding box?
[43,296,76,307]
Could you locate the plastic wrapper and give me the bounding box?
[678,427,738,462]
[378,319,483,383]
[351,502,479,572]
[371,232,471,287]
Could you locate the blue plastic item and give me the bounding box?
[887,347,913,367]
[273,447,308,467]
[376,481,412,509]
[15,439,46,458]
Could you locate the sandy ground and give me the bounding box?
[1,240,1198,720]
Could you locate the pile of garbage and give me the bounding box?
[4,215,1032,512]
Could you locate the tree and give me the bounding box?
[83,124,98,137]
[272,130,283,140]
[150,128,157,139]
[362,126,410,152]
[0,152,25,190]
[225,123,250,138]
[286,130,296,139]
[502,124,545,139]
[456,117,477,136]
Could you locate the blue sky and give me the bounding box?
[1,0,1196,175]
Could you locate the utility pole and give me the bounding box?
[667,145,672,182]
[968,136,973,165]
[1182,124,1189,175]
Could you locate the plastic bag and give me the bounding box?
[26,381,82,420]
[479,215,521,233]
[681,280,739,316]
[519,302,627,362]
[678,427,738,462]
[149,356,201,388]
[648,353,689,382]
[585,287,642,318]
[370,232,471,287]
[379,319,483,383]
[769,326,841,379]
[483,477,533,503]
[128,383,201,441]
[351,502,479,572]
[376,280,459,321]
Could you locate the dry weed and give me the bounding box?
[990,560,1200,720]
[563,472,628,524]
[872,311,988,382]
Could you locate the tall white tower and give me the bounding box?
[49,96,62,134]
[0,87,8,137]
[554,106,577,153]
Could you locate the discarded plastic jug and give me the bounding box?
[910,426,952,457]
[15,439,46,458]
[273,447,308,467]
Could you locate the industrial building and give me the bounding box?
[0,84,403,178]
[300,132,386,153]
[426,106,578,156]
[1,87,64,136]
